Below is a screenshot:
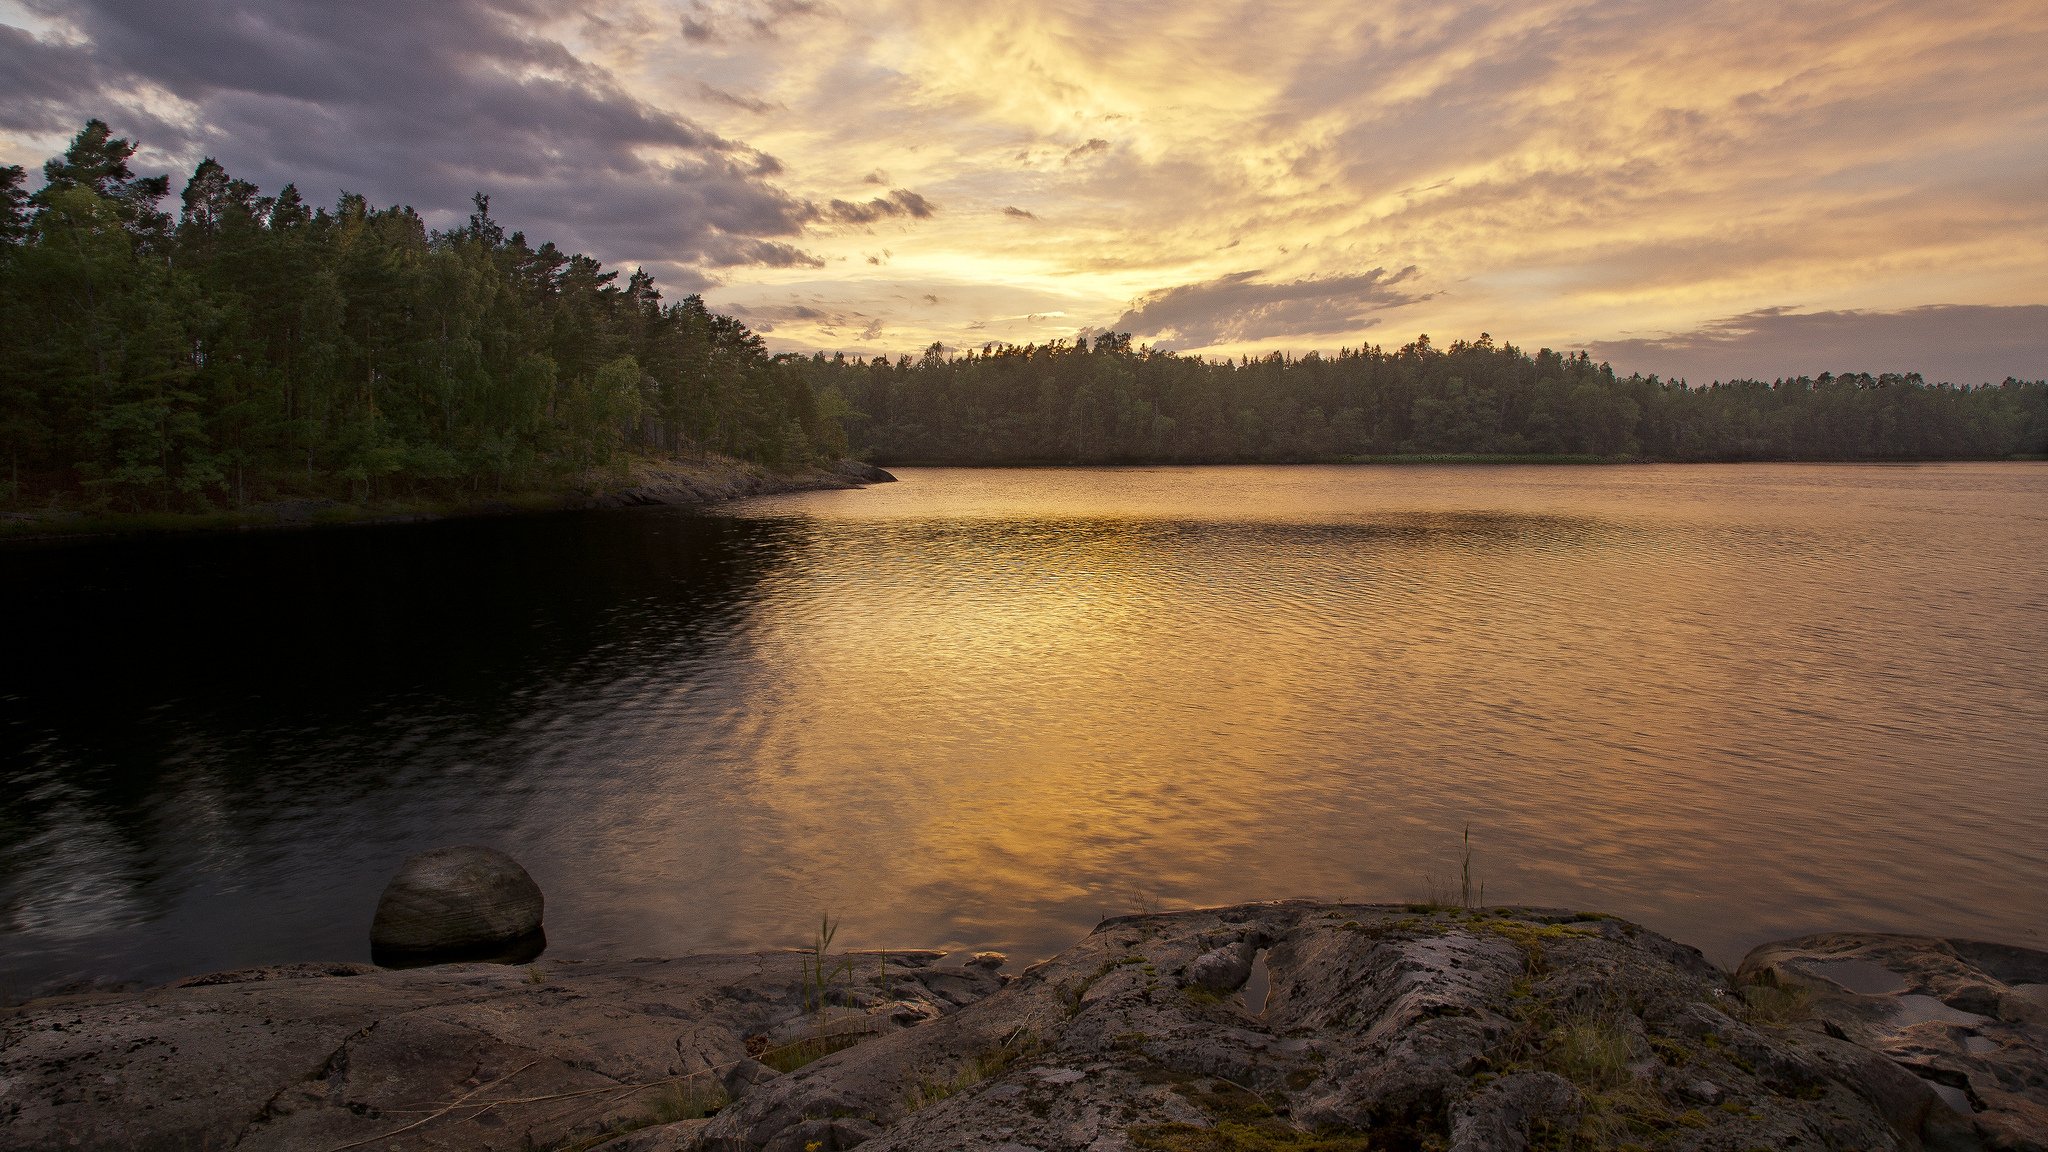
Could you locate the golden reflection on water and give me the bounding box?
[610,464,2048,966]
[10,463,2038,993]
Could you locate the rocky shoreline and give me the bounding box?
[0,456,895,541]
[3,902,2042,1151]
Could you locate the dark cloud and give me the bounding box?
[1114,267,1431,348]
[1587,305,2048,385]
[1002,205,1037,219]
[679,0,829,44]
[1063,138,1109,164]
[821,188,935,224]
[2,0,817,289]
[698,82,780,114]
[724,301,832,331]
[0,22,111,135]
[861,169,888,185]
[703,236,823,268]
[721,299,883,338]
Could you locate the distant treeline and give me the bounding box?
[801,335,2047,466]
[3,122,2042,513]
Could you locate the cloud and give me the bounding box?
[820,187,934,224]
[1,0,817,288]
[0,21,111,136]
[1587,305,2048,385]
[1062,137,1109,164]
[678,0,831,43]
[10,0,2041,357]
[704,236,824,268]
[698,82,780,114]
[1114,267,1432,349]
[1002,205,1037,219]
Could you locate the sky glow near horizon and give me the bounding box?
[3,0,2046,382]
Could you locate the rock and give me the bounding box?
[722,1056,783,1100]
[10,905,2046,1152]
[1678,1078,1726,1105]
[0,949,998,1152]
[967,951,1008,970]
[369,844,545,964]
[882,999,944,1025]
[696,904,1996,1151]
[832,460,897,484]
[590,1118,714,1152]
[1741,932,2048,1149]
[1182,935,1260,994]
[1448,1071,1581,1152]
[764,1116,884,1152]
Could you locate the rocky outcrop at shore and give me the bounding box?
[4,903,2041,1151]
[0,456,896,539]
[589,458,895,510]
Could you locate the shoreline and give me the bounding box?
[0,455,896,545]
[866,453,2048,469]
[7,457,2041,542]
[4,901,2041,1151]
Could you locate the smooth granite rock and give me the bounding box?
[0,948,986,1151]
[370,844,545,962]
[6,906,2044,1151]
[698,904,2032,1151]
[1741,932,2048,1150]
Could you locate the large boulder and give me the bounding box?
[369,845,545,964]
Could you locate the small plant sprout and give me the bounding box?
[800,914,857,1016]
[1461,823,1484,910]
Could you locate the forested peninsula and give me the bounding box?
[3,122,2043,528]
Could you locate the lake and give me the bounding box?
[3,463,2044,1000]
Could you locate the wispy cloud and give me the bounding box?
[5,0,2043,368]
[1588,305,2048,385]
[819,188,934,225]
[1115,267,1431,349]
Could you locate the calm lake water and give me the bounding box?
[3,464,2045,999]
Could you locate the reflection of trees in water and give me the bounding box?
[0,510,804,992]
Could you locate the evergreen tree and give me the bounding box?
[2,119,2042,517]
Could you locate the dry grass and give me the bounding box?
[1738,980,1812,1026]
[904,1031,1043,1113]
[1547,1014,1640,1092]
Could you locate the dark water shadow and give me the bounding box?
[0,508,804,995]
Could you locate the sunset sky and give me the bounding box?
[4,0,2044,382]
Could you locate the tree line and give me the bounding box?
[803,333,2046,465]
[1,121,845,512]
[3,121,2041,514]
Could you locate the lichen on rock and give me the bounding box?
[3,904,2042,1151]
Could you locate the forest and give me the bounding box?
[808,334,2046,465]
[3,121,2043,514]
[0,121,844,514]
